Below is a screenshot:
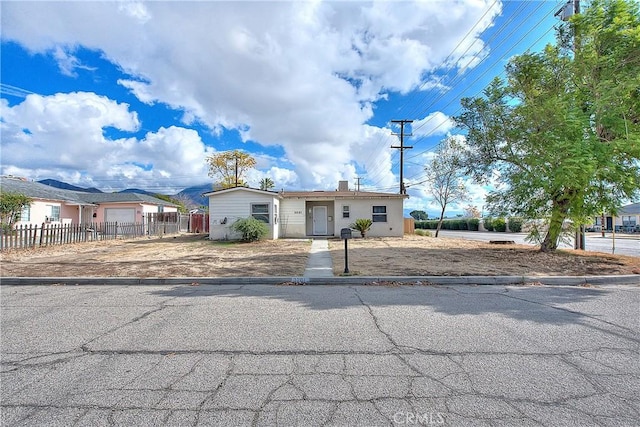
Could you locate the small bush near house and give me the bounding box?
[231,217,268,242]
[508,217,523,232]
[414,229,432,237]
[350,218,373,237]
[467,218,480,231]
[494,217,507,232]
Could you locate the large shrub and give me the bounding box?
[494,217,507,232]
[508,217,523,233]
[231,217,268,242]
[467,218,480,231]
[483,217,494,231]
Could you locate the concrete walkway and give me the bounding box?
[303,239,334,278]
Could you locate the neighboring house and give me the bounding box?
[591,202,640,232]
[1,176,178,227]
[205,181,408,240]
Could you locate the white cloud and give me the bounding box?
[1,1,502,190]
[0,92,213,192]
[412,112,456,138]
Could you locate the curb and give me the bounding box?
[1,275,638,286]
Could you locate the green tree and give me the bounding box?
[409,210,428,221]
[259,177,275,191]
[0,192,32,230]
[425,136,469,238]
[206,150,257,189]
[456,0,640,252]
[152,193,188,213]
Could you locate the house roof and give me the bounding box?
[281,190,408,200]
[204,186,408,200]
[0,177,91,205]
[0,177,177,207]
[619,202,640,215]
[203,186,280,197]
[78,192,178,206]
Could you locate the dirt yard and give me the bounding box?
[329,235,640,277]
[0,234,310,278]
[1,233,638,278]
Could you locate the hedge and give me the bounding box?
[508,217,523,232]
[493,217,507,232]
[416,218,479,231]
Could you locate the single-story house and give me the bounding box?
[1,176,178,227]
[590,202,640,232]
[205,181,408,240]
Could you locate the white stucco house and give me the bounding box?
[205,181,408,240]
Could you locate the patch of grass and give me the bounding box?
[414,229,432,237]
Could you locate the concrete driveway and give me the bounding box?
[1,283,639,426]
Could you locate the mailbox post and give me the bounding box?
[340,228,352,274]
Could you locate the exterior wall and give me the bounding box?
[16,200,97,227]
[334,198,404,237]
[279,199,306,237]
[14,200,60,227]
[591,213,640,232]
[208,190,279,240]
[278,197,405,238]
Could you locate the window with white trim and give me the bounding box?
[251,204,270,224]
[46,205,61,222]
[372,205,387,222]
[20,205,30,221]
[342,205,350,218]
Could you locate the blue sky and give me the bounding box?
[1,1,567,216]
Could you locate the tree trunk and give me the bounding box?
[435,206,446,238]
[540,197,570,252]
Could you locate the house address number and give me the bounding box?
[294,210,303,215]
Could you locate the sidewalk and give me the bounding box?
[303,239,333,278]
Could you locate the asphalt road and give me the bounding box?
[437,230,640,257]
[2,283,639,426]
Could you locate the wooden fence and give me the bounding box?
[0,220,180,251]
[1,213,210,251]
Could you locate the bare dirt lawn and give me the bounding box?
[1,234,638,278]
[329,235,640,277]
[0,234,310,278]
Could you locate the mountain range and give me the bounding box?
[38,179,211,207]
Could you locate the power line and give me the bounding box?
[368,0,565,190]
[390,119,413,194]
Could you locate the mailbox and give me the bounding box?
[341,228,352,239]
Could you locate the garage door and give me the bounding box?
[104,208,136,224]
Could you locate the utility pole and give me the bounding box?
[391,119,413,195]
[556,0,585,250]
[355,176,362,192]
[234,155,239,187]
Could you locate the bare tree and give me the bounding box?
[425,137,469,237]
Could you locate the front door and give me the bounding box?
[606,216,613,231]
[313,206,328,235]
